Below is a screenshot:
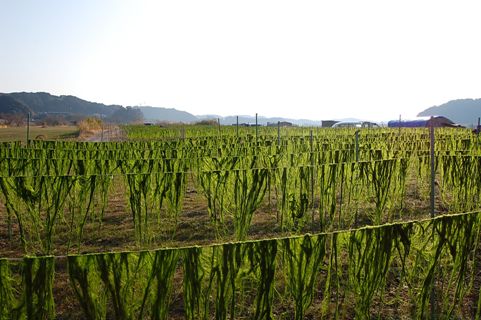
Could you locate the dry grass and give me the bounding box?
[0,125,79,142]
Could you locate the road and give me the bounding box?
[84,126,123,142]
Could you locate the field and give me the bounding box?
[1,124,481,319]
[0,125,80,142]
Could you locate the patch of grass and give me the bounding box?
[0,125,80,142]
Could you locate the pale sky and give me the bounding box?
[1,0,481,122]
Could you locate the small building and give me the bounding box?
[266,121,293,127]
[321,120,338,128]
[234,123,262,127]
[388,116,463,128]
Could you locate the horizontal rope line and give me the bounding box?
[1,210,478,262]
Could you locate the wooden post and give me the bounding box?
[26,112,30,145]
[277,121,281,147]
[430,117,435,217]
[310,129,313,152]
[429,116,437,319]
[310,129,315,223]
[255,113,258,143]
[477,117,480,148]
[236,116,239,138]
[355,130,360,162]
[398,114,401,135]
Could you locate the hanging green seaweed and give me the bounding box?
[183,246,210,320]
[275,166,311,231]
[66,175,108,253]
[138,250,179,320]
[228,169,268,240]
[318,163,340,231]
[68,254,107,319]
[23,257,56,319]
[0,257,56,320]
[69,249,179,320]
[0,176,75,254]
[0,259,14,319]
[250,240,277,320]
[208,242,251,319]
[125,173,154,244]
[347,223,412,318]
[281,234,326,320]
[197,156,240,233]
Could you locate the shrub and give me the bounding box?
[78,117,103,133]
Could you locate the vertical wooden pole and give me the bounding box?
[355,130,360,162]
[277,121,281,147]
[430,117,435,217]
[255,113,258,144]
[429,116,437,319]
[310,129,315,223]
[477,117,480,147]
[398,114,401,136]
[26,112,30,145]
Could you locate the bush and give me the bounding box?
[196,119,219,126]
[78,117,103,133]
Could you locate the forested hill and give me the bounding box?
[418,98,481,126]
[139,106,198,122]
[6,92,480,126]
[0,92,201,124]
[0,92,122,117]
[0,94,32,114]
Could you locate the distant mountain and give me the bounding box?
[196,114,323,126]
[139,106,198,123]
[7,92,122,117]
[418,99,481,126]
[0,92,202,124]
[0,91,375,126]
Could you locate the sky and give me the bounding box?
[1,0,481,122]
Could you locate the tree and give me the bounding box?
[107,106,144,124]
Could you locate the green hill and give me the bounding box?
[139,106,198,123]
[0,94,32,115]
[7,92,122,117]
[0,92,201,124]
[418,99,481,126]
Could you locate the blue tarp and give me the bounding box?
[388,120,428,128]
